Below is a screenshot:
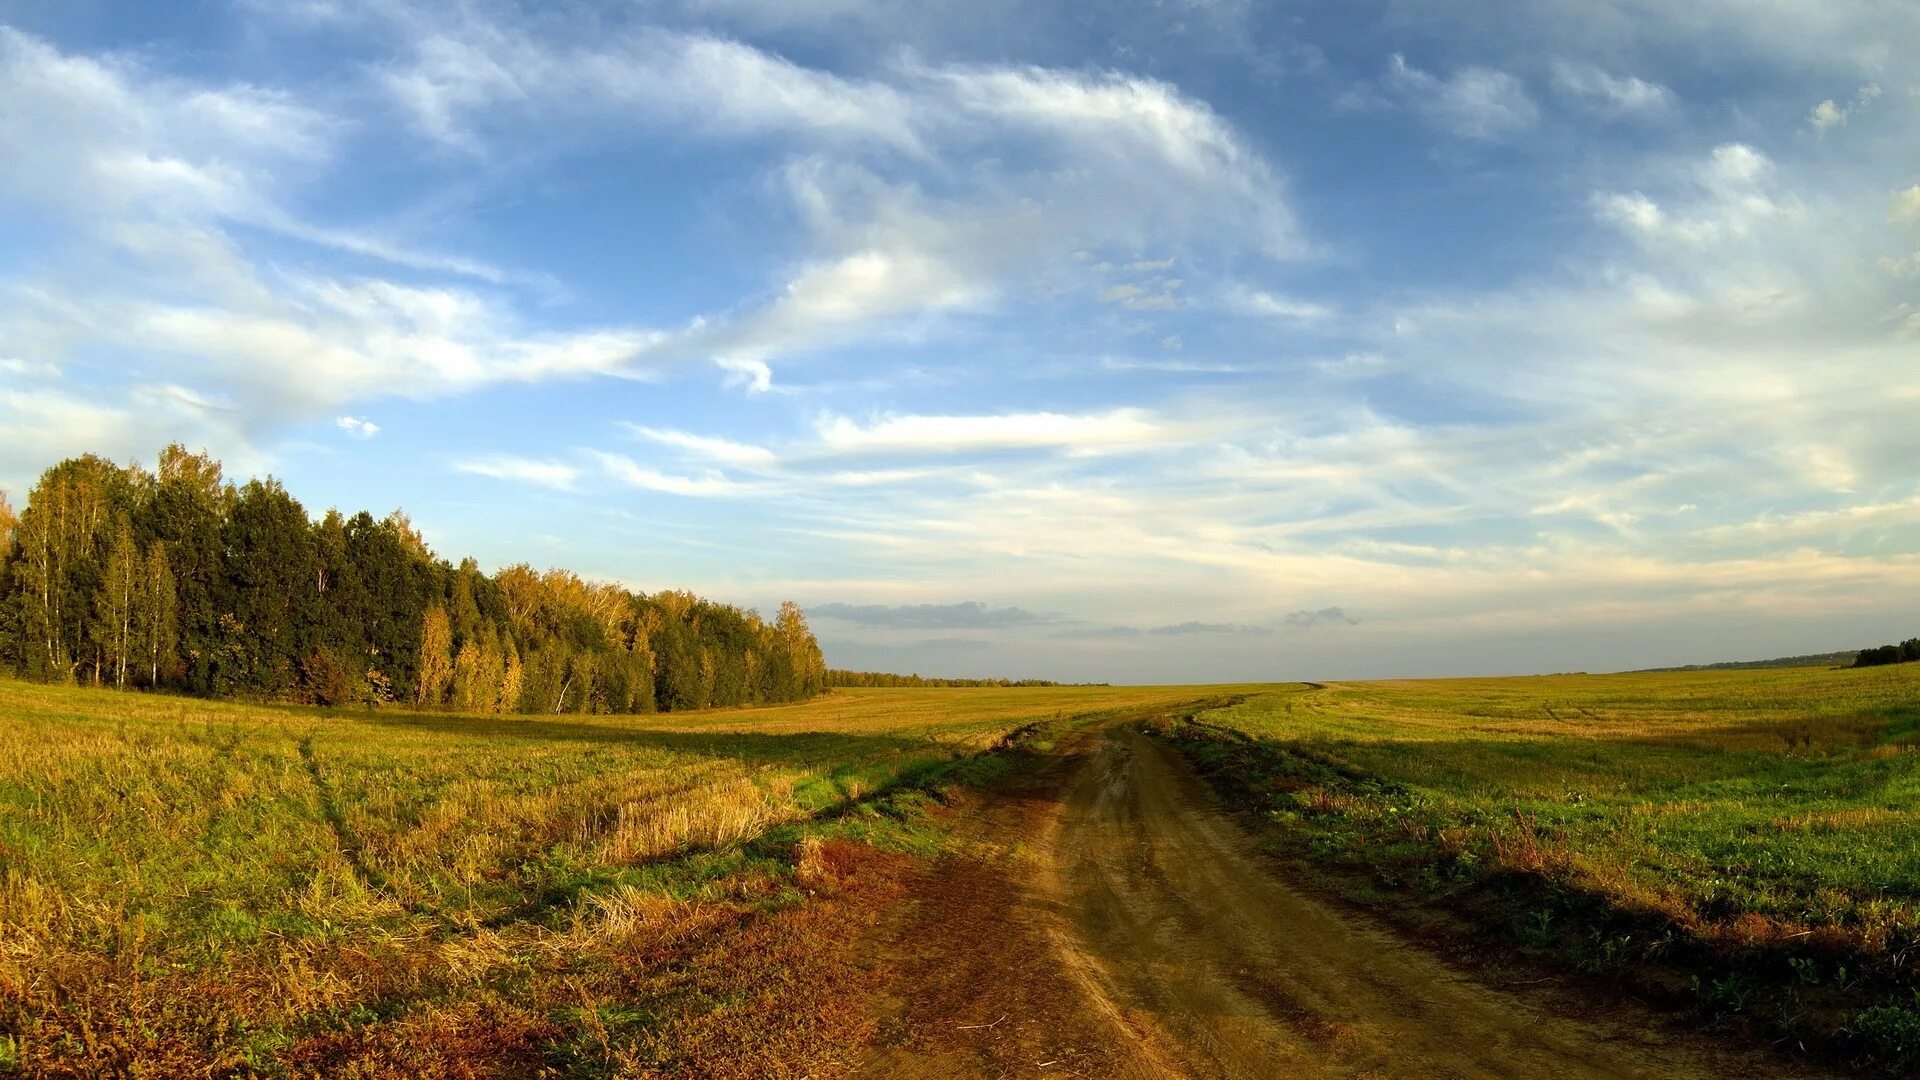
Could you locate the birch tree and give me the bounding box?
[92,521,138,689]
[139,543,178,688]
[415,605,453,705]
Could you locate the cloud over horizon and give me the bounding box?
[2,1,1918,681]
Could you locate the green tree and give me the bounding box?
[91,520,138,689]
[11,458,120,682]
[140,445,229,693]
[2,445,828,715]
[217,479,316,697]
[138,543,177,687]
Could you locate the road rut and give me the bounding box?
[860,720,1832,1079]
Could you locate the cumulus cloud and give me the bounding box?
[1808,83,1881,131]
[1593,144,1791,248]
[1892,185,1920,222]
[335,415,380,438]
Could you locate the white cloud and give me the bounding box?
[1386,54,1538,140]
[592,451,749,496]
[0,358,60,379]
[1100,280,1183,310]
[0,25,678,458]
[813,409,1173,455]
[1699,496,1920,541]
[1808,83,1882,131]
[1593,144,1791,249]
[358,18,1305,390]
[623,425,778,467]
[1375,4,1920,82]
[117,280,674,409]
[1892,185,1920,222]
[0,27,502,282]
[1232,288,1334,322]
[383,27,921,154]
[335,415,380,438]
[1549,61,1674,115]
[452,455,581,489]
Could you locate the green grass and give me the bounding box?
[1168,664,1920,1068]
[0,678,1225,1075]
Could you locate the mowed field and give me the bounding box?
[0,680,1222,1076]
[1170,663,1920,1067]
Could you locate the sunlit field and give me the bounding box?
[1173,663,1920,1063]
[0,680,1219,1075]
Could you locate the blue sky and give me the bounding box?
[2,0,1917,682]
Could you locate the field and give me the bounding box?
[6,666,1920,1075]
[0,679,1218,1076]
[1167,663,1920,1066]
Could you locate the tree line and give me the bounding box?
[824,669,1085,688]
[1854,638,1920,669]
[0,447,826,713]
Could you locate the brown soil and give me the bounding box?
[855,721,1837,1079]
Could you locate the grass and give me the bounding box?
[1163,663,1920,1070]
[0,678,1220,1076]
[14,666,1918,1073]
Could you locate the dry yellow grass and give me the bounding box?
[0,677,1228,1074]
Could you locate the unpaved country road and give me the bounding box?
[858,718,1833,1079]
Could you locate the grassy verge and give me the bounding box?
[0,679,1228,1076]
[1153,668,1920,1075]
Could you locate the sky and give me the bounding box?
[1,0,1917,683]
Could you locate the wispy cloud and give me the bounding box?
[1549,61,1674,116]
[1386,54,1537,140]
[814,409,1174,455]
[591,452,750,496]
[1231,287,1334,322]
[453,455,580,489]
[622,424,777,467]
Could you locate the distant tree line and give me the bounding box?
[0,447,826,713]
[825,669,1091,688]
[1854,638,1920,669]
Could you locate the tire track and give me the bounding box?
[1049,726,1837,1078]
[297,731,393,897]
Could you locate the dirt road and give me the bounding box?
[857,719,1832,1079]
